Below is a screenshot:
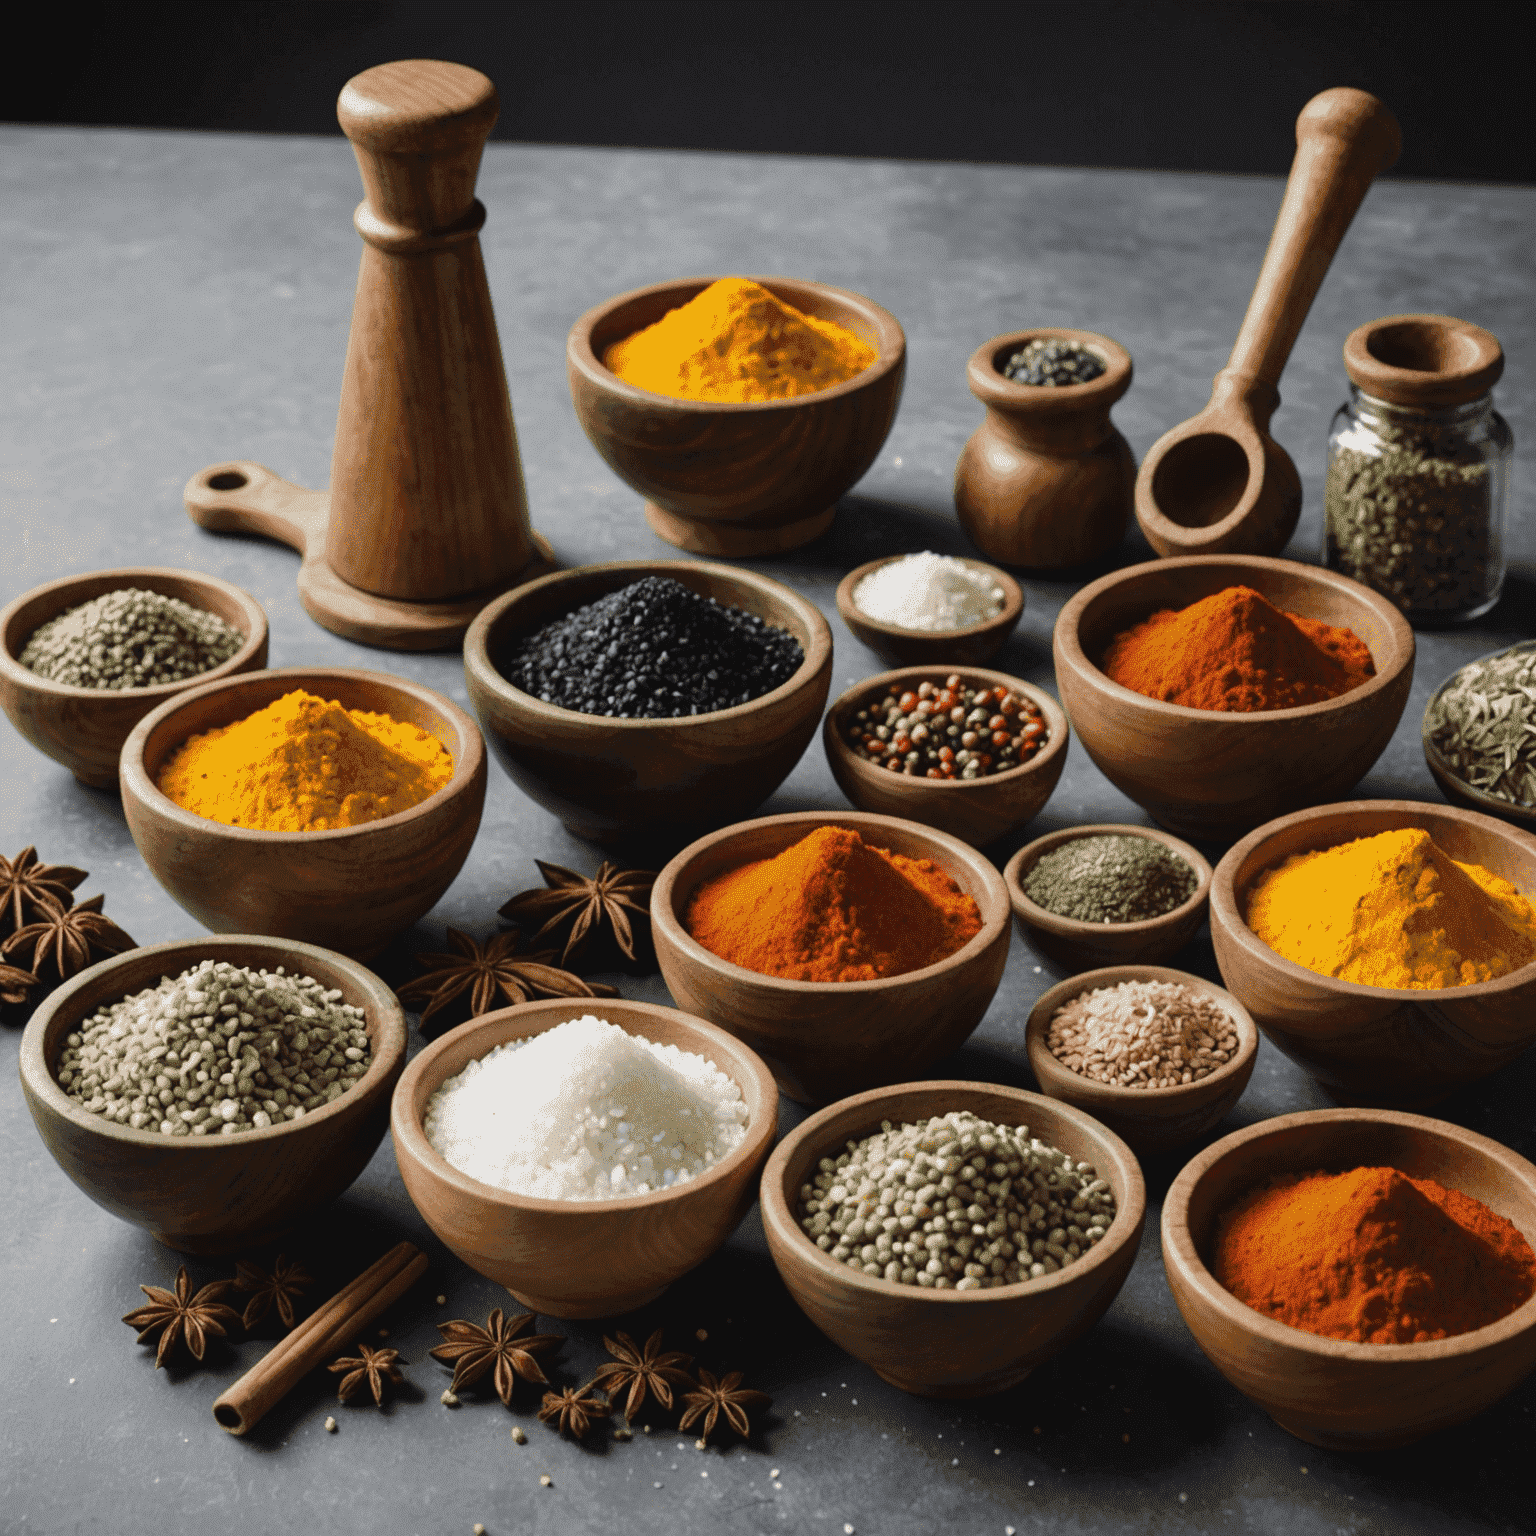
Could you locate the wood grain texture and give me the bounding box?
[1343,313,1504,409]
[834,557,1024,667]
[1024,964,1258,1154]
[567,276,905,556]
[1135,89,1401,557]
[759,1081,1145,1396]
[462,560,833,845]
[823,667,1068,848]
[118,667,486,960]
[1209,799,1536,1108]
[1052,555,1415,840]
[390,998,780,1318]
[0,567,268,787]
[1003,824,1212,970]
[18,936,405,1255]
[1161,1109,1536,1448]
[954,328,1135,569]
[651,811,1011,1105]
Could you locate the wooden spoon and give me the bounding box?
[1135,89,1401,558]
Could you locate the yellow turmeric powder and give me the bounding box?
[603,277,876,402]
[1245,827,1536,989]
[157,689,453,831]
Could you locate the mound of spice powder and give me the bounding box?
[1101,585,1375,712]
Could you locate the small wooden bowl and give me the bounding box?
[834,556,1024,666]
[119,667,486,961]
[1053,554,1415,840]
[1003,823,1212,969]
[463,559,832,845]
[390,997,780,1318]
[1422,642,1536,831]
[1162,1108,1536,1449]
[567,275,906,557]
[651,810,1011,1104]
[760,1079,1145,1396]
[1210,799,1536,1108]
[1025,965,1258,1154]
[0,567,268,787]
[19,935,405,1255]
[823,667,1069,848]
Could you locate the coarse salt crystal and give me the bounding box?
[851,552,1004,632]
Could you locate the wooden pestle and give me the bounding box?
[1135,88,1401,559]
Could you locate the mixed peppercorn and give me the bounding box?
[843,674,1048,779]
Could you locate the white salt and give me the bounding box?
[423,1015,748,1200]
[851,551,1005,632]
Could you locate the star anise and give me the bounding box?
[429,1308,564,1405]
[0,846,86,935]
[498,860,656,968]
[0,960,38,1006]
[678,1369,771,1442]
[329,1343,405,1405]
[1,892,136,983]
[121,1266,241,1368]
[590,1329,694,1421]
[538,1383,610,1439]
[234,1254,312,1330]
[397,929,618,1028]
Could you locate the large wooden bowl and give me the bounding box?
[391,998,779,1318]
[19,936,405,1255]
[761,1080,1145,1396]
[0,567,268,787]
[1053,555,1415,840]
[119,667,485,961]
[1422,642,1536,832]
[834,556,1023,667]
[463,560,832,846]
[1025,965,1258,1154]
[567,275,906,557]
[1162,1108,1536,1449]
[1210,799,1536,1108]
[651,811,1011,1104]
[823,667,1068,848]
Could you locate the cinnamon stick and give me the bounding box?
[213,1240,427,1435]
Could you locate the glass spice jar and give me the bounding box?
[1323,313,1511,625]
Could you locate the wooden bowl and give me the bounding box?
[1003,823,1212,969]
[19,935,405,1255]
[0,567,268,788]
[1024,965,1258,1153]
[823,667,1069,848]
[651,811,1011,1104]
[1053,555,1415,840]
[119,667,485,961]
[1422,642,1536,831]
[1162,1108,1536,1449]
[1210,799,1536,1108]
[463,559,832,846]
[760,1079,1145,1395]
[834,556,1024,666]
[390,997,780,1318]
[567,275,906,557]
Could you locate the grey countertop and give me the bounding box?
[2,126,1533,1536]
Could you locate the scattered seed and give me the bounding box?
[441,1389,459,1406]
[324,1417,337,1433]
[695,1328,708,1341]
[539,1474,552,1487]
[511,1426,527,1444]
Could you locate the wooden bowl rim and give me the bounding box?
[463,558,833,732]
[965,326,1133,409]
[824,667,1068,797]
[1054,554,1416,722]
[1422,642,1536,827]
[390,997,780,1215]
[760,1078,1146,1304]
[566,273,907,413]
[1211,797,1536,1000]
[651,809,1012,993]
[833,556,1023,647]
[19,935,406,1149]
[1024,963,1259,1105]
[117,665,485,843]
[1003,823,1213,939]
[1343,313,1503,407]
[0,566,268,700]
[1162,1106,1536,1359]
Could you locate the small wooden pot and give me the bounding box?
[954,328,1135,570]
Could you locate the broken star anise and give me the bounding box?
[235,1254,312,1330]
[538,1383,610,1439]
[122,1266,242,1368]
[678,1368,771,1441]
[498,860,656,969]
[1,892,136,984]
[0,960,39,1007]
[430,1308,564,1405]
[591,1329,694,1421]
[0,846,86,935]
[329,1343,405,1405]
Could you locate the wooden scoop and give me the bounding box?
[1135,88,1401,558]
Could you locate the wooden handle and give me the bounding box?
[183,461,329,555]
[1225,88,1401,395]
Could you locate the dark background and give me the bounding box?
[10,0,1531,183]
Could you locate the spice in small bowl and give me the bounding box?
[1001,338,1106,387]
[850,553,1005,634]
[1423,642,1536,826]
